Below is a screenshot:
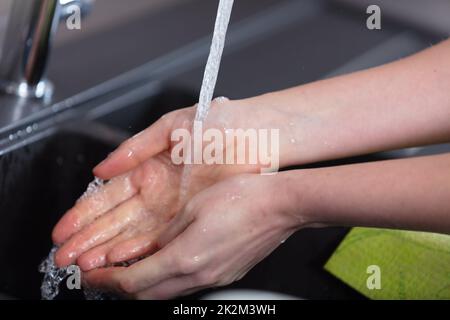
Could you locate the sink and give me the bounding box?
[0,128,116,299]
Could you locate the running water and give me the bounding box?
[195,0,234,122]
[179,0,234,201]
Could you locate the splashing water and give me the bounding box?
[179,0,234,202]
[39,246,68,300]
[39,178,107,300]
[39,246,109,300]
[82,176,104,199]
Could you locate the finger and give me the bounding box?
[82,267,127,294]
[107,231,161,264]
[77,232,132,271]
[93,115,172,180]
[52,174,136,245]
[55,195,147,267]
[83,248,178,295]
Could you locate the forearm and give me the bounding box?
[241,39,450,168]
[283,153,450,234]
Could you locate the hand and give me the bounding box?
[82,173,306,299]
[52,98,272,270]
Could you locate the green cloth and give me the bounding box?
[324,227,450,299]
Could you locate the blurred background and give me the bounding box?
[0,0,447,100]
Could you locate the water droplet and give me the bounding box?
[214,96,229,104]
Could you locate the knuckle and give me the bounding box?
[163,110,181,126]
[194,271,219,286]
[174,256,199,275]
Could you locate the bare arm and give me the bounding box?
[288,153,450,234]
[238,39,450,168]
[93,40,450,178]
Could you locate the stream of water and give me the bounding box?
[195,0,234,122]
[179,0,234,202]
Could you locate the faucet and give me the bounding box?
[0,0,93,102]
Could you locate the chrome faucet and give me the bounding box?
[0,0,93,102]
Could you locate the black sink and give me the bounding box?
[0,128,116,299]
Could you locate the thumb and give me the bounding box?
[93,114,173,179]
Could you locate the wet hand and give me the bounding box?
[52,100,262,270]
[82,173,305,299]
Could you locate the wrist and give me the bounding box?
[275,170,325,229]
[265,171,315,231]
[239,90,322,170]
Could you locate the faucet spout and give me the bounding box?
[0,0,59,100]
[0,0,93,102]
